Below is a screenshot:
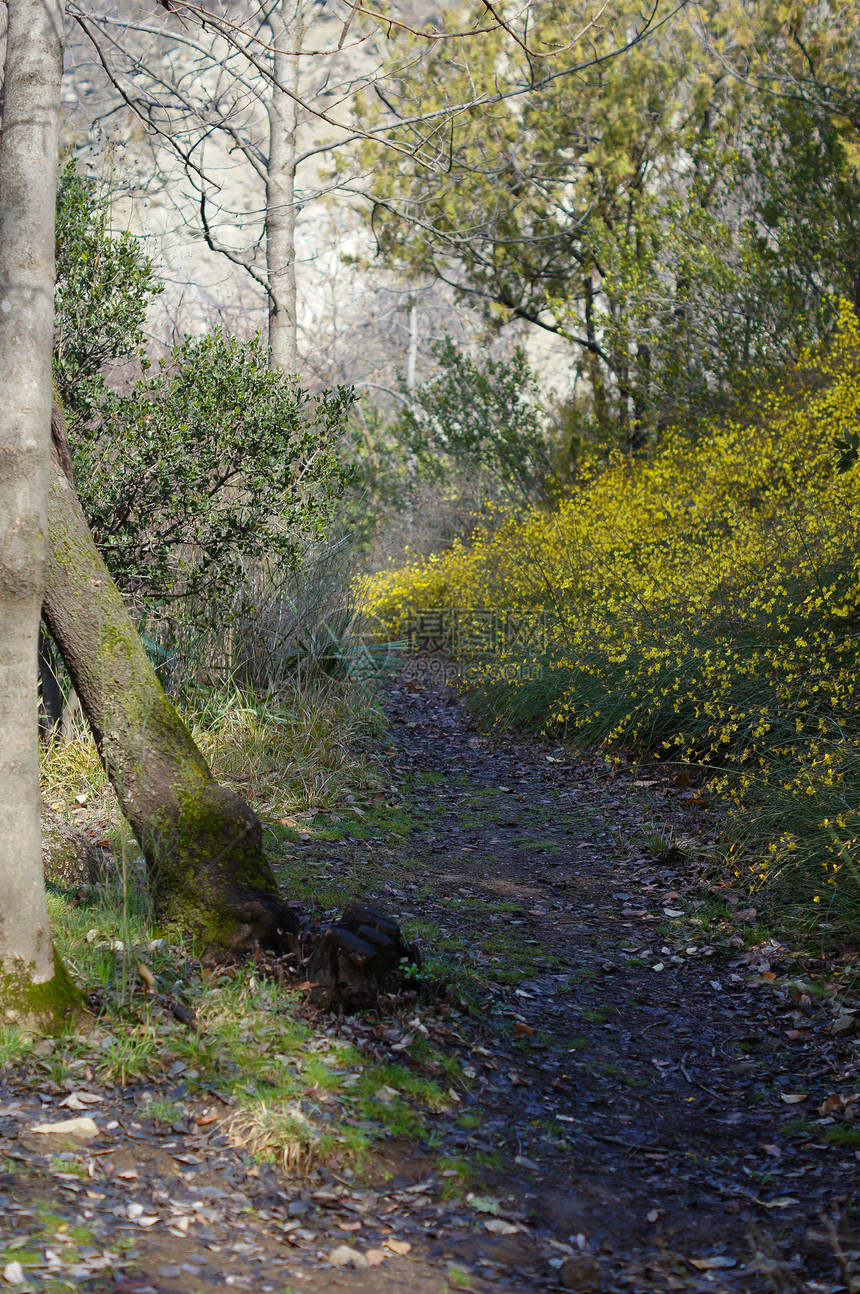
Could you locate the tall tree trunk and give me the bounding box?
[406,302,418,393]
[267,0,300,373]
[42,415,300,958]
[0,0,78,1029]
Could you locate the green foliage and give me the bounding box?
[341,396,409,524]
[393,339,554,503]
[713,98,860,397]
[78,329,354,622]
[364,303,860,915]
[360,0,748,446]
[361,3,860,448]
[52,164,355,642]
[54,160,162,427]
[836,429,860,473]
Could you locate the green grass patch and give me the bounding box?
[4,842,465,1177]
[822,1125,860,1147]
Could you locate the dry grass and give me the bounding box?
[40,704,111,813]
[39,673,387,827]
[221,1100,328,1171]
[191,676,387,820]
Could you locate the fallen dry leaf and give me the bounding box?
[58,1091,102,1111]
[690,1256,737,1270]
[31,1116,99,1141]
[385,1240,412,1256]
[818,1093,859,1117]
[779,1093,806,1104]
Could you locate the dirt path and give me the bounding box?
[2,662,859,1293]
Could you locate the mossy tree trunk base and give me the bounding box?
[41,802,108,889]
[42,415,301,958]
[0,951,84,1036]
[41,406,417,990]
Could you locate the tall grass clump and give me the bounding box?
[363,300,860,912]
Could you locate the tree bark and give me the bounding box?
[0,0,79,1029]
[42,417,300,958]
[266,0,300,373]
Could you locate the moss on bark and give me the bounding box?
[42,409,300,958]
[0,950,83,1035]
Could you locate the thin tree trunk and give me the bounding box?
[42,416,300,958]
[584,275,609,438]
[406,302,418,393]
[267,0,300,373]
[0,0,78,1028]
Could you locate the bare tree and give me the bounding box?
[60,1,630,372]
[0,0,79,1028]
[64,0,406,369]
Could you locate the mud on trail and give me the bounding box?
[2,661,859,1294]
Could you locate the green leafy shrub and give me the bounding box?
[54,160,162,426]
[364,301,860,914]
[79,330,353,619]
[393,338,554,504]
[52,163,355,670]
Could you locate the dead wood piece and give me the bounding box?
[41,803,111,889]
[304,905,420,1006]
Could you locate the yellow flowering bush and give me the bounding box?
[363,303,860,907]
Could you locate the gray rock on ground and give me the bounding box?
[41,803,109,888]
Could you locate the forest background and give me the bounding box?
[4,0,860,1018]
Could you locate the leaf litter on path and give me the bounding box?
[2,660,858,1293]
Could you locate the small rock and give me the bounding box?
[484,1218,519,1235]
[560,1253,602,1291]
[514,1154,540,1170]
[329,1245,368,1269]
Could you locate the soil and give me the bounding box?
[2,659,859,1293]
